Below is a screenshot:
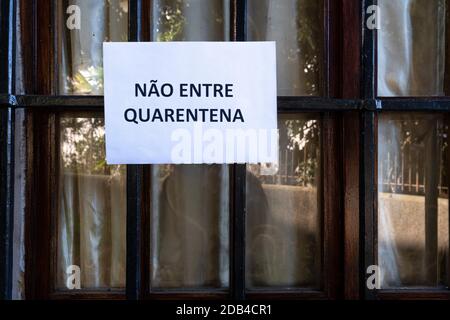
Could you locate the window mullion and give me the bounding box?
[0,0,14,300]
[229,0,247,300]
[0,107,14,300]
[126,0,144,301]
[361,0,377,301]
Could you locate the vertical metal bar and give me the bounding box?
[230,0,246,300]
[387,151,390,189]
[129,0,142,42]
[438,121,443,195]
[304,143,307,186]
[361,0,377,300]
[361,111,376,300]
[235,0,246,41]
[231,164,246,300]
[0,0,12,92]
[126,0,143,300]
[0,0,15,301]
[416,153,420,192]
[408,148,412,192]
[290,147,294,185]
[379,155,383,190]
[361,0,376,99]
[284,149,288,184]
[423,153,427,193]
[424,120,438,285]
[401,149,404,192]
[394,154,397,192]
[126,165,143,300]
[446,114,450,290]
[0,108,14,301]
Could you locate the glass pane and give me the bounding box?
[378,113,449,288]
[246,114,322,288]
[58,0,128,94]
[150,165,229,289]
[377,0,446,96]
[247,0,324,96]
[152,0,230,41]
[56,116,126,290]
[150,0,230,290]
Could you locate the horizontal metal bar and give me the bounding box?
[3,95,450,112]
[278,97,359,111]
[3,95,105,108]
[364,98,450,112]
[3,95,362,110]
[13,95,104,108]
[0,94,12,106]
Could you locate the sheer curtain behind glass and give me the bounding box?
[247,0,323,96]
[378,114,449,288]
[57,117,126,290]
[378,0,446,96]
[150,0,230,289]
[246,115,322,288]
[245,0,324,288]
[58,0,128,94]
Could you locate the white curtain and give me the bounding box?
[247,0,323,96]
[378,0,446,96]
[59,0,128,94]
[57,118,126,290]
[151,165,229,288]
[58,172,126,289]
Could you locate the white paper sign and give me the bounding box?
[104,42,278,164]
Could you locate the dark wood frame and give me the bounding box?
[361,0,450,300]
[0,0,372,300]
[0,0,15,301]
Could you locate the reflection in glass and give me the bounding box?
[150,165,229,289]
[377,0,446,96]
[378,113,449,288]
[150,0,230,289]
[57,117,126,290]
[152,0,230,41]
[58,0,128,94]
[247,0,323,96]
[246,114,321,288]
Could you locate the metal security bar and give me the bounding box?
[0,0,15,301]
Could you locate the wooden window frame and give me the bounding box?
[0,0,365,300]
[0,0,15,301]
[361,0,450,300]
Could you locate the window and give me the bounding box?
[6,0,343,300]
[368,0,450,299]
[3,0,449,301]
[246,114,322,289]
[377,113,449,289]
[56,115,126,291]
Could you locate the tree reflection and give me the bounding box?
[61,118,123,176]
[61,0,129,95]
[248,117,320,187]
